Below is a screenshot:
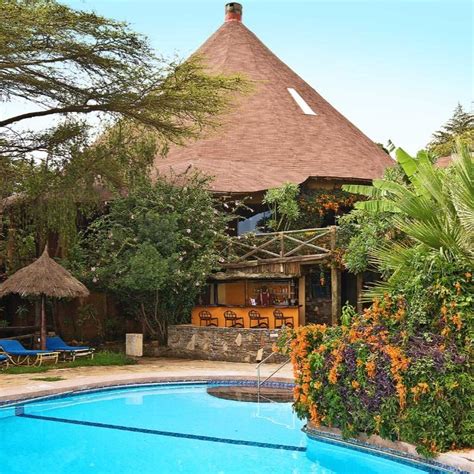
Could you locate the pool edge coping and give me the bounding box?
[0,377,294,408]
[304,427,470,474]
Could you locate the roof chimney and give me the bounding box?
[225,2,242,22]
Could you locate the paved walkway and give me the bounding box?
[0,357,293,403]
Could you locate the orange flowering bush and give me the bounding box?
[276,267,473,457]
[293,189,360,229]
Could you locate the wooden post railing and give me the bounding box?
[223,227,332,268]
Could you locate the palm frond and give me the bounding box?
[342,184,380,197]
[396,148,419,177]
[360,143,473,301]
[354,199,400,213]
[450,143,474,233]
[373,179,408,198]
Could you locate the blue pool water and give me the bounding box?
[0,383,446,473]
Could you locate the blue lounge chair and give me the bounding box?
[46,336,94,361]
[0,339,59,366]
[0,354,11,368]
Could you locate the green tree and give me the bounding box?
[339,160,408,274]
[263,182,300,231]
[0,0,246,154]
[337,209,395,274]
[0,0,248,268]
[427,103,474,156]
[68,173,231,345]
[344,143,473,297]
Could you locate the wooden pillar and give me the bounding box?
[279,232,285,273]
[40,295,46,350]
[356,273,364,314]
[330,226,341,325]
[331,266,341,325]
[217,283,226,305]
[298,275,306,326]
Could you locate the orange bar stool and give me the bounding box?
[224,310,244,328]
[248,309,269,329]
[199,310,218,327]
[273,309,294,329]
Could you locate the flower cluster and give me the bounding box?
[299,190,359,218]
[276,271,472,457]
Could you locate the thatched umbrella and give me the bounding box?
[0,246,89,349]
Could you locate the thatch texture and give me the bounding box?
[0,246,89,299]
[154,17,393,193]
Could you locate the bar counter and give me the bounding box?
[191,305,300,329]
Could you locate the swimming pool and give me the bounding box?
[0,382,453,473]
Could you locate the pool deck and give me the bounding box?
[0,357,472,473]
[0,357,294,403]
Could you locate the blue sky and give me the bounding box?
[66,1,472,153]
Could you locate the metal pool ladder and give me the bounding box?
[256,351,291,403]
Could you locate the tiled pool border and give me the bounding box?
[0,378,467,474]
[304,427,467,474]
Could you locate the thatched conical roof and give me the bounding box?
[0,246,89,299]
[153,3,393,193]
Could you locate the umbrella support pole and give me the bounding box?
[40,295,46,350]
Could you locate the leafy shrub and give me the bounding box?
[277,260,473,457]
[68,173,231,345]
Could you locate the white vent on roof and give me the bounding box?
[287,88,316,115]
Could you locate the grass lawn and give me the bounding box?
[2,351,137,375]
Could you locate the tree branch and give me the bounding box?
[0,104,110,127]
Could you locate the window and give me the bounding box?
[287,88,317,115]
[237,211,271,235]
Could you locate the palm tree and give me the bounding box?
[343,143,473,298]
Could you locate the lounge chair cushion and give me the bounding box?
[46,336,90,352]
[0,339,55,356]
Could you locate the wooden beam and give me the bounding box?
[330,226,341,325]
[331,265,341,325]
[283,234,331,256]
[233,237,280,260]
[222,253,330,269]
[40,295,46,350]
[237,227,330,237]
[298,275,306,326]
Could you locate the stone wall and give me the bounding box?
[144,324,287,363]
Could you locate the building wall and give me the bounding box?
[224,281,246,305]
[146,325,287,363]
